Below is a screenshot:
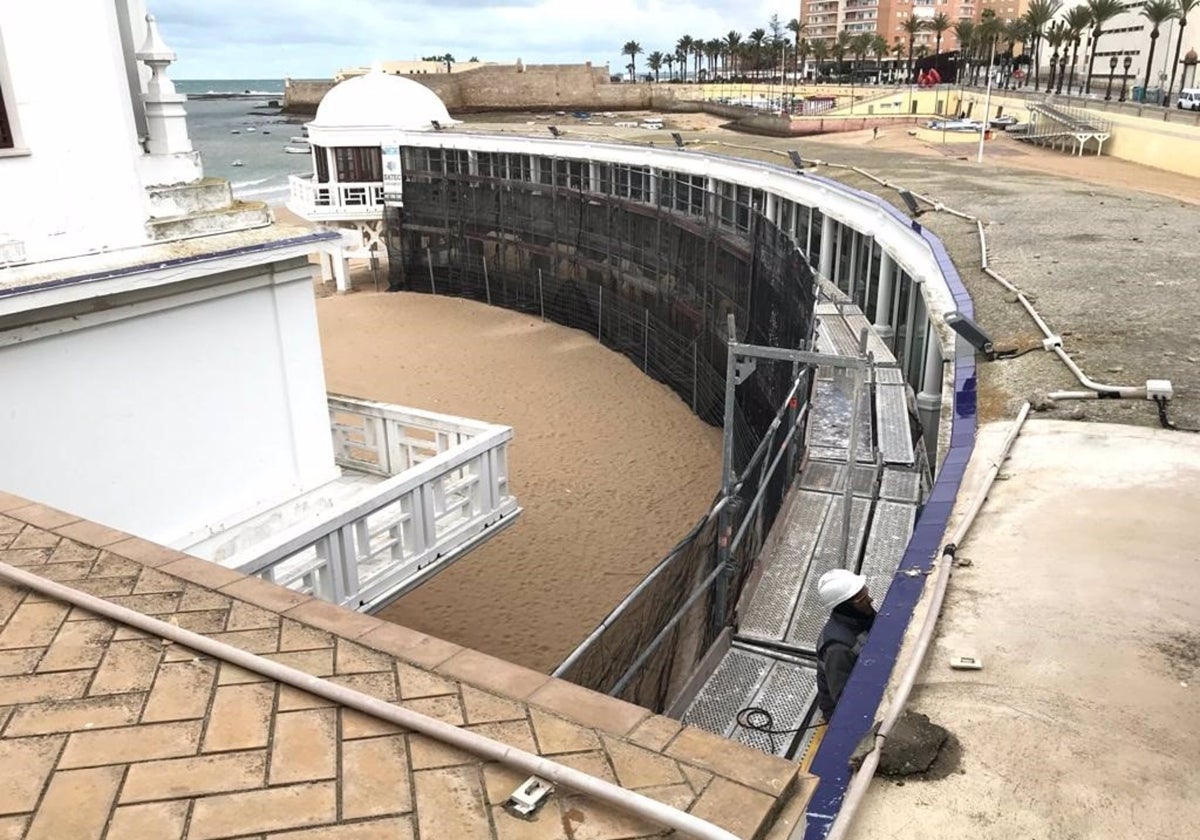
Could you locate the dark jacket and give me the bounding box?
[815,608,874,718]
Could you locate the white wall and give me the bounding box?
[0,264,339,545]
[0,1,151,262]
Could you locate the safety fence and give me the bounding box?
[385,168,815,709]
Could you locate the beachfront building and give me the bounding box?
[287,66,457,291]
[286,73,978,826]
[0,2,516,612]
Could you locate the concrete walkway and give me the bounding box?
[851,419,1200,839]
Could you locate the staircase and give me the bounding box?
[144,177,272,241]
[1021,99,1113,156]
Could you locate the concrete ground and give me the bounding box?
[850,419,1200,839]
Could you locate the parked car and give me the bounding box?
[989,115,1020,129]
[1177,89,1200,111]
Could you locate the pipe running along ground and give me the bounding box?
[0,562,742,840]
[815,401,1032,840]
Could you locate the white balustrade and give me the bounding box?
[227,395,519,612]
[288,175,385,218]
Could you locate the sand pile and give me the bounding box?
[316,291,721,672]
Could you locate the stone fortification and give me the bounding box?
[284,63,678,114]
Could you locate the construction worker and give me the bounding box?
[815,569,877,719]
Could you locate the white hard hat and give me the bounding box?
[818,569,867,611]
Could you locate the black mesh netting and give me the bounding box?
[384,159,815,709]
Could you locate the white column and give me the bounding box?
[764,192,777,226]
[332,246,351,294]
[917,322,943,411]
[874,251,895,341]
[818,214,835,281]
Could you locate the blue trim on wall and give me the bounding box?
[800,181,978,839]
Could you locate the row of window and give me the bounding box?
[398,143,931,392]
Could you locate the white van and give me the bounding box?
[1178,89,1200,111]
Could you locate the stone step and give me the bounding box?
[146,200,272,241]
[145,176,234,219]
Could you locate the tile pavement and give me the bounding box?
[0,495,813,839]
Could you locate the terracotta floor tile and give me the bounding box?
[412,766,493,840]
[141,659,218,722]
[51,520,131,549]
[4,693,145,736]
[269,709,338,784]
[36,620,114,673]
[559,793,665,840]
[120,750,267,803]
[461,684,528,724]
[277,618,334,652]
[0,816,27,840]
[88,638,163,696]
[0,671,91,705]
[0,602,69,648]
[106,801,188,840]
[437,649,549,700]
[188,781,338,840]
[491,803,568,840]
[400,693,464,726]
[340,734,412,819]
[334,639,396,674]
[687,776,777,839]
[601,735,685,790]
[528,708,602,756]
[23,765,123,840]
[527,679,650,738]
[266,816,414,840]
[220,577,312,614]
[58,720,201,768]
[396,662,457,699]
[0,734,65,815]
[203,682,275,752]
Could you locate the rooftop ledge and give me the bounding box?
[0,223,338,304]
[0,491,814,840]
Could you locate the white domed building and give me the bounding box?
[287,66,458,290]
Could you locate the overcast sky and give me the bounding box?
[152,0,793,79]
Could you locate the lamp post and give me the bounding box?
[977,35,997,164]
[1105,55,1118,101]
[1118,55,1132,102]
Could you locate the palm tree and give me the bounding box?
[833,30,852,80]
[724,31,743,77]
[851,32,873,81]
[928,12,953,73]
[1001,18,1031,88]
[665,54,675,81]
[748,28,767,79]
[1139,0,1179,100]
[676,36,694,82]
[902,14,923,83]
[787,18,805,78]
[706,39,723,79]
[870,34,890,83]
[811,40,831,80]
[1024,0,1063,91]
[891,40,906,83]
[955,20,977,84]
[692,36,705,81]
[1167,0,1199,103]
[797,37,813,81]
[622,40,642,80]
[1065,6,1093,94]
[442,53,455,73]
[1045,21,1068,92]
[978,9,1005,87]
[647,51,663,83]
[1084,0,1126,94]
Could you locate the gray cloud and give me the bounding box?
[150,0,792,78]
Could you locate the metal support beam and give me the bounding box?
[729,343,865,370]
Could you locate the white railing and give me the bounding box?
[287,174,385,218]
[227,395,519,612]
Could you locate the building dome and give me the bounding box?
[312,67,457,131]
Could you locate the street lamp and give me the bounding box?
[1105,55,1118,101]
[1118,55,1132,102]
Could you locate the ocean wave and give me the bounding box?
[233,183,292,203]
[231,177,271,190]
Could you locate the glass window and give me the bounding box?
[312,145,329,183]
[334,147,383,182]
[809,208,823,265]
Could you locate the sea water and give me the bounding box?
[176,79,310,206]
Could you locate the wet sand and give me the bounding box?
[316,291,722,672]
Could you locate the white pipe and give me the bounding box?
[0,561,741,840]
[817,402,1032,840]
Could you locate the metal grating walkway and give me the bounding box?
[680,296,930,761]
[680,646,818,757]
